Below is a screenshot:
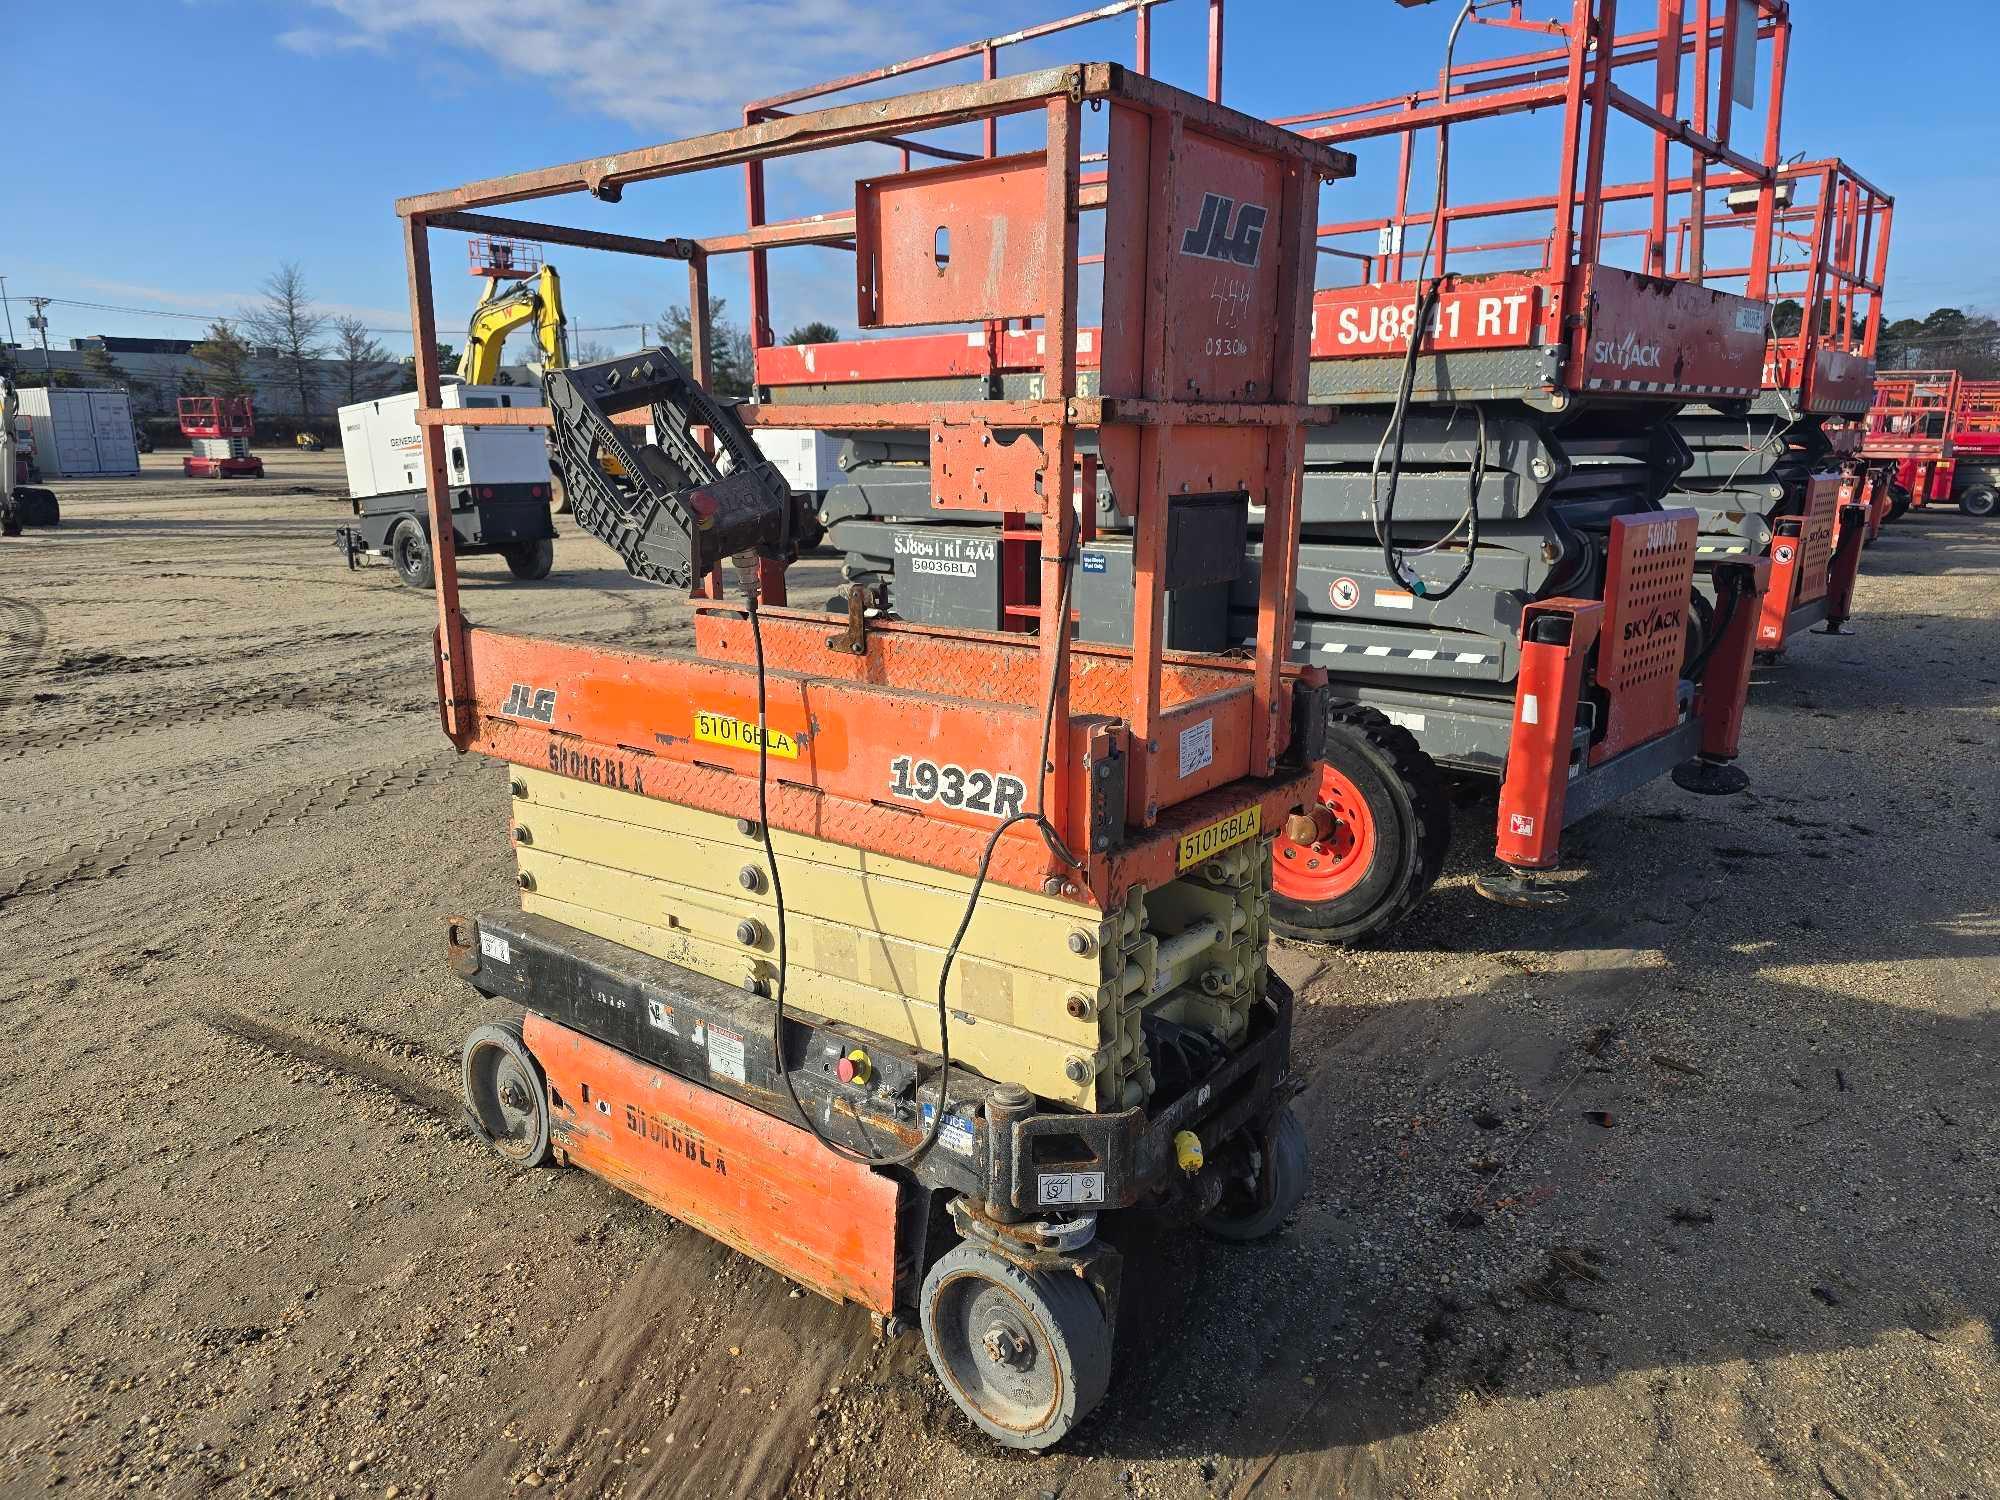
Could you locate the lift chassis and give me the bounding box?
[401,27,1350,1450]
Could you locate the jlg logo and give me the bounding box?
[1180,193,1267,267]
[1622,607,1683,643]
[500,683,558,722]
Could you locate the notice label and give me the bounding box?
[1038,1171,1107,1207]
[706,1026,747,1083]
[1373,588,1416,612]
[1179,718,1215,778]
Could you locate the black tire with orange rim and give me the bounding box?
[1271,703,1450,945]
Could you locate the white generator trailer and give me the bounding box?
[334,381,557,589]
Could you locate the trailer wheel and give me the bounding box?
[1270,705,1449,945]
[1200,1105,1309,1243]
[461,1020,552,1168]
[1959,485,1998,519]
[921,1239,1112,1450]
[391,520,434,591]
[503,538,555,580]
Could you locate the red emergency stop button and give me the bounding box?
[835,1049,871,1086]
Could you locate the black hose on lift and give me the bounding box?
[748,544,1083,1169]
[1373,0,1482,606]
[1685,566,1745,686]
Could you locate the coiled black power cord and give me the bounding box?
[745,544,1081,1168]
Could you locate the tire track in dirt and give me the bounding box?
[0,748,484,910]
[0,596,50,721]
[0,658,432,760]
[192,1009,473,1134]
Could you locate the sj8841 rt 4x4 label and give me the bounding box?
[888,756,1028,819]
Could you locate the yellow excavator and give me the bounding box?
[460,263,568,384]
[457,263,589,503]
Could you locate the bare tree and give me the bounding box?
[331,315,397,405]
[572,339,613,364]
[243,263,329,417]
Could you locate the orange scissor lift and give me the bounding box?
[1860,369,1960,521]
[398,51,1350,1449]
[1646,157,1893,654]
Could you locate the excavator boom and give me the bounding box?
[459,265,567,385]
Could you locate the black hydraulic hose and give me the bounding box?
[1686,568,1744,685]
[750,544,1081,1168]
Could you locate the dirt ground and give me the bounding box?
[0,452,1994,1500]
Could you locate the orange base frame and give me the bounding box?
[525,1013,903,1315]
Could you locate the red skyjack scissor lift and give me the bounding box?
[1860,369,1959,519]
[177,395,265,479]
[1254,0,1782,917]
[1645,157,1892,653]
[1944,380,2000,517]
[761,0,1785,935]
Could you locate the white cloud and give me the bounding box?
[284,0,983,139]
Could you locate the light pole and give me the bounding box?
[26,297,53,376]
[0,276,15,347]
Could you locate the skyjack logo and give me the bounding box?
[1180,193,1267,266]
[1592,331,1665,372]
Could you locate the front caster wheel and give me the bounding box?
[461,1020,552,1168]
[1199,1105,1309,1243]
[920,1240,1113,1450]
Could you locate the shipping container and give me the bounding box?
[14,388,140,477]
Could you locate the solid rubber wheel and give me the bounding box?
[391,521,434,590]
[1199,1105,1309,1243]
[2,508,19,538]
[1960,485,1998,519]
[503,538,555,580]
[15,488,59,528]
[1271,704,1449,945]
[921,1240,1113,1450]
[1887,485,1911,521]
[461,1020,552,1168]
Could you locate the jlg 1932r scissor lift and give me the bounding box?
[1860,369,1959,520]
[398,52,1351,1448]
[1656,158,1892,655]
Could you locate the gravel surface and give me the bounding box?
[0,454,1993,1499]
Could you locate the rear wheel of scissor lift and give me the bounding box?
[1270,705,1450,945]
[1887,484,1912,522]
[462,1020,552,1168]
[1200,1105,1309,1243]
[1960,484,1998,519]
[921,1239,1113,1450]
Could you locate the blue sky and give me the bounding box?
[5,0,1993,360]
